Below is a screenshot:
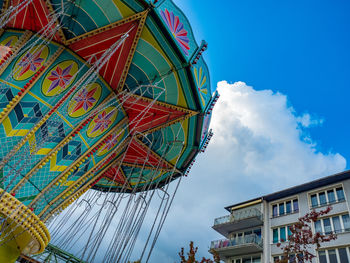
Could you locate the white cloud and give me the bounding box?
[296,113,324,128]
[148,81,346,262]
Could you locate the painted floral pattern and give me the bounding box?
[47,64,73,92]
[17,49,44,77]
[194,67,208,107]
[91,111,115,133]
[72,86,98,113]
[160,9,190,55]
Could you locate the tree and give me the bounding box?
[276,206,337,263]
[178,241,220,263]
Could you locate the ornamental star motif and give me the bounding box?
[72,87,97,113]
[17,49,44,77]
[47,64,73,92]
[91,110,115,133]
[100,133,120,152]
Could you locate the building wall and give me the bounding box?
[212,176,350,263]
[267,179,350,262]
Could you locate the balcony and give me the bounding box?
[210,234,263,259]
[212,208,263,237]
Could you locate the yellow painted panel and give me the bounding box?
[36,148,51,155]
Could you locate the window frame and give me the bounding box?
[271,225,293,244]
[313,213,350,235]
[318,246,350,263]
[271,197,299,218]
[308,184,346,208]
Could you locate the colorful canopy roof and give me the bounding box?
[0,0,214,206]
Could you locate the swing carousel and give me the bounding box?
[0,0,218,262]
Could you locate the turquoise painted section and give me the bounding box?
[121,0,144,13]
[126,37,181,105]
[51,0,124,39]
[140,121,185,165]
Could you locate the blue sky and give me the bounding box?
[176,0,350,164]
[145,0,350,262]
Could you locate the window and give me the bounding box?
[343,214,350,230]
[273,255,299,263]
[287,226,292,237]
[272,225,292,243]
[273,204,278,217]
[339,248,349,263]
[328,249,337,263]
[310,186,346,208]
[311,194,318,207]
[327,190,336,203]
[319,251,327,263]
[332,216,341,233]
[286,201,291,214]
[318,247,350,263]
[280,227,286,242]
[279,203,285,216]
[314,213,350,234]
[323,218,332,234]
[233,257,260,263]
[293,199,299,212]
[315,220,322,233]
[272,198,299,217]
[273,228,278,243]
[319,192,327,205]
[336,187,345,201]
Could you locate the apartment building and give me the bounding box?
[210,170,350,263]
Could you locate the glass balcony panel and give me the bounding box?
[213,208,263,226]
[210,234,262,249]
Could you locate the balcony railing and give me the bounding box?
[210,234,262,250]
[213,208,263,226]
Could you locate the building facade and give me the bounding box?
[210,171,350,263]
